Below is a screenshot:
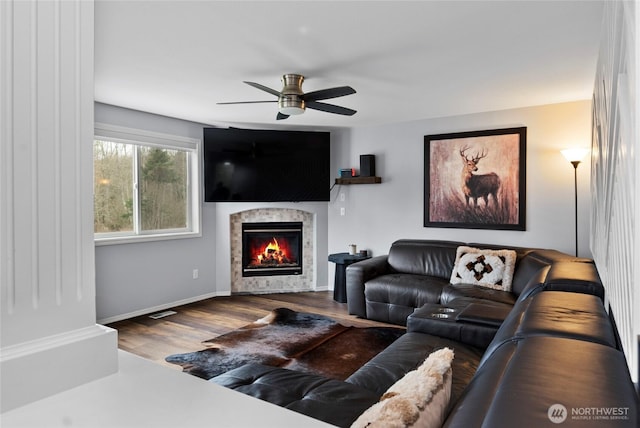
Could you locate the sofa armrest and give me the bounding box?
[518,262,604,301]
[346,255,390,317]
[544,261,604,299]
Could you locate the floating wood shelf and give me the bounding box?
[335,176,382,185]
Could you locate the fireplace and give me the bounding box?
[242,222,303,277]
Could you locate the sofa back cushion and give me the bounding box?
[386,241,602,299]
[480,290,617,369]
[388,240,461,279]
[510,253,551,295]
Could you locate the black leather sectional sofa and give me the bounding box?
[211,240,639,427]
[346,239,604,325]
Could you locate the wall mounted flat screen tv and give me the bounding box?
[203,128,330,202]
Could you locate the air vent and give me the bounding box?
[149,310,177,320]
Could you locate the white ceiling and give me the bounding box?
[94,1,604,128]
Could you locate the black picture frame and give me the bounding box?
[424,127,526,230]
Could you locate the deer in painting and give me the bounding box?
[459,146,501,207]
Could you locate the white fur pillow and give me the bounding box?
[450,246,517,292]
[351,348,454,428]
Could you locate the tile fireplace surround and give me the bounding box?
[230,208,315,294]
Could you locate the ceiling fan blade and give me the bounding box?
[217,100,278,105]
[304,86,356,102]
[244,81,281,97]
[306,101,356,116]
[276,112,290,120]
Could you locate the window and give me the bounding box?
[94,123,201,244]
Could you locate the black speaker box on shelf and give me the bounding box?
[360,154,376,177]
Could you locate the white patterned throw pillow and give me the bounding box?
[450,246,517,292]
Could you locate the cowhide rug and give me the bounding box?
[165,307,405,381]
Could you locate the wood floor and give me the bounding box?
[108,291,400,371]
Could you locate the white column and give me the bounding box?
[633,0,640,385]
[1,0,117,412]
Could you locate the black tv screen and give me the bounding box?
[203,128,330,202]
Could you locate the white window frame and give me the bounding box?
[94,123,202,246]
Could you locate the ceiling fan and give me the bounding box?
[217,74,357,120]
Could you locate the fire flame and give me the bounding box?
[265,238,280,254]
[254,237,289,265]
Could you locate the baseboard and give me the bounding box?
[97,288,330,325]
[97,291,228,325]
[1,324,118,413]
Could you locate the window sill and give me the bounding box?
[95,231,202,246]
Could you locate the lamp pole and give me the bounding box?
[561,148,589,257]
[571,160,580,257]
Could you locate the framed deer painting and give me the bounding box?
[424,127,526,230]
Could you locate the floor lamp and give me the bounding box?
[561,148,590,256]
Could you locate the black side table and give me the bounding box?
[328,252,370,303]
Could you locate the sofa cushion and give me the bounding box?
[351,348,454,428]
[450,246,517,291]
[439,283,517,306]
[366,274,447,306]
[210,363,380,428]
[364,274,448,325]
[387,240,461,279]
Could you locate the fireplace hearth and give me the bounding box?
[242,222,303,277]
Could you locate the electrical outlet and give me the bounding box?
[192,269,199,279]
[340,207,346,216]
[339,192,345,201]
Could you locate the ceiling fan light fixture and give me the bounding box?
[278,97,305,115]
[279,106,305,115]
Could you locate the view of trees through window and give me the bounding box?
[139,146,187,231]
[94,139,189,235]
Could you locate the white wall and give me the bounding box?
[328,101,593,258]
[94,103,221,322]
[96,101,593,323]
[95,103,334,322]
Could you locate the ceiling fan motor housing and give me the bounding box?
[278,74,305,115]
